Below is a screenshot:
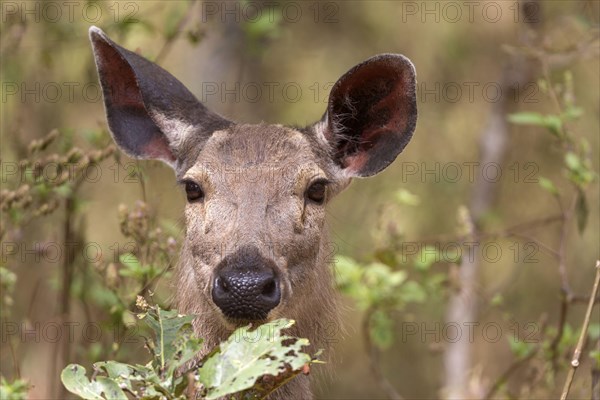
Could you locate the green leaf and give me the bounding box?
[590,350,600,366]
[369,310,394,349]
[118,253,140,270]
[198,319,312,399]
[543,115,563,137]
[575,189,588,234]
[565,152,581,171]
[142,308,196,370]
[93,361,155,394]
[334,256,367,301]
[508,339,533,359]
[399,281,427,303]
[564,151,597,187]
[94,361,135,380]
[60,364,127,400]
[490,293,504,307]
[0,377,29,400]
[562,106,583,121]
[538,177,559,196]
[507,112,563,136]
[588,323,600,341]
[53,184,73,198]
[163,7,184,40]
[415,245,442,270]
[507,112,546,126]
[118,253,147,279]
[394,189,421,206]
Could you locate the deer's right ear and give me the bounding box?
[89,26,230,166]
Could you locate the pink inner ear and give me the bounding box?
[96,50,144,109]
[141,135,176,163]
[325,55,417,176]
[343,152,370,173]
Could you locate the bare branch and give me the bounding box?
[362,308,404,400]
[561,260,600,400]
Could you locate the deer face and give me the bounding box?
[89,26,417,327]
[181,124,343,324]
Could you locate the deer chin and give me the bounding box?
[215,304,289,331]
[217,314,275,331]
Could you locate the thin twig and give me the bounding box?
[413,214,564,247]
[592,338,600,400]
[550,294,570,369]
[508,232,560,258]
[362,307,403,400]
[484,314,547,399]
[154,0,198,65]
[560,260,600,400]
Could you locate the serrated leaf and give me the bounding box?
[198,319,312,399]
[94,361,134,380]
[143,308,196,369]
[61,364,127,400]
[94,378,127,400]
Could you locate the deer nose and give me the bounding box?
[212,268,281,320]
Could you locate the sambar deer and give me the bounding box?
[89,26,417,399]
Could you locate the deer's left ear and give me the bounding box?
[317,54,417,177]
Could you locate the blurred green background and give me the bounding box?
[1,1,599,399]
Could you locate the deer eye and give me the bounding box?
[184,181,204,202]
[305,180,328,204]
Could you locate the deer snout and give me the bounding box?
[212,267,281,320]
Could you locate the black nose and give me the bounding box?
[212,246,282,320]
[212,264,281,320]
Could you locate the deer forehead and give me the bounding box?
[184,124,327,187]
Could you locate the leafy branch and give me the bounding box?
[61,302,320,400]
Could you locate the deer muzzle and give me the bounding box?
[211,246,281,320]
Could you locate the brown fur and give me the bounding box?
[89,26,417,399]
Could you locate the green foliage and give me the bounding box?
[507,112,564,137]
[508,338,535,360]
[0,266,17,313]
[62,304,318,399]
[0,377,29,400]
[0,129,115,235]
[239,0,282,56]
[508,72,597,234]
[538,177,559,196]
[394,189,421,206]
[200,319,313,399]
[335,255,429,349]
